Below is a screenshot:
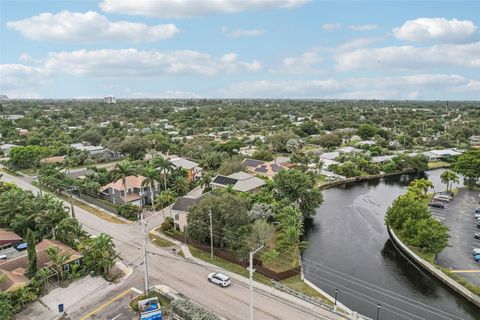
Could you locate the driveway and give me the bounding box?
[436,189,480,286]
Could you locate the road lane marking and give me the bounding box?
[80,288,134,320]
[450,270,480,273]
[111,313,122,320]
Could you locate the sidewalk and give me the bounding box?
[150,230,360,320]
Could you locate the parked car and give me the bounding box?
[474,213,480,219]
[15,243,27,251]
[433,195,450,203]
[208,272,231,287]
[473,248,480,255]
[436,192,453,199]
[475,255,480,262]
[429,201,445,209]
[474,233,480,239]
[438,191,454,197]
[474,207,480,214]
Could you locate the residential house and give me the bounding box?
[371,155,396,164]
[211,172,265,192]
[70,143,111,158]
[0,114,23,120]
[0,239,83,292]
[243,158,291,178]
[355,140,376,147]
[0,229,22,250]
[469,135,480,145]
[40,155,66,165]
[337,146,362,154]
[0,143,18,156]
[172,189,206,232]
[422,149,462,161]
[167,156,203,181]
[320,151,340,161]
[238,146,258,157]
[17,129,29,136]
[100,175,161,206]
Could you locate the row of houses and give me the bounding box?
[0,229,83,292]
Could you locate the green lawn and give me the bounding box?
[428,161,451,169]
[188,245,272,286]
[188,246,332,303]
[280,275,332,305]
[149,234,176,247]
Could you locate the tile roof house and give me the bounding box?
[167,156,203,181]
[40,155,66,164]
[211,172,265,192]
[243,158,291,178]
[0,239,83,292]
[100,175,160,206]
[0,229,22,250]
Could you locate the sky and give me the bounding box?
[0,0,479,100]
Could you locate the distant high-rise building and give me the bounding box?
[104,96,117,104]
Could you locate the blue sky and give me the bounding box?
[1,0,479,100]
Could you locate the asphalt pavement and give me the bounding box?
[435,189,480,286]
[1,171,346,320]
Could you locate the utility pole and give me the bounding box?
[141,211,149,295]
[209,209,213,259]
[249,245,264,320]
[65,187,76,219]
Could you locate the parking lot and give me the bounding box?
[435,189,480,286]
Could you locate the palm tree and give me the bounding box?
[277,225,307,266]
[80,233,117,277]
[155,189,177,218]
[55,217,86,249]
[111,161,137,204]
[61,157,75,174]
[199,173,212,192]
[409,178,433,196]
[142,165,161,211]
[172,176,190,196]
[154,158,174,191]
[440,170,460,192]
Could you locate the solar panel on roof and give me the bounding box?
[213,176,238,186]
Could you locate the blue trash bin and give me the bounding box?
[58,304,64,313]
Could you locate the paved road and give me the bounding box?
[1,171,345,320]
[436,189,480,286]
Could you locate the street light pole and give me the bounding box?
[249,244,264,320]
[141,210,149,295]
[334,289,338,306]
[376,304,381,320]
[209,209,213,259]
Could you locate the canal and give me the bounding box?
[303,169,480,320]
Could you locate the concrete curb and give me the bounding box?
[388,227,480,308]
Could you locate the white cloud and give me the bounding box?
[0,64,49,90]
[215,79,344,98]
[222,26,265,38]
[271,49,323,74]
[6,11,179,43]
[337,37,381,50]
[99,0,308,18]
[393,18,477,43]
[213,74,480,99]
[349,24,378,31]
[123,89,202,99]
[322,23,341,31]
[334,41,480,71]
[42,49,261,77]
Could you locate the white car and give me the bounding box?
[208,272,231,287]
[473,248,480,256]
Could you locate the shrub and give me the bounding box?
[117,204,141,221]
[171,299,220,320]
[161,217,174,231]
